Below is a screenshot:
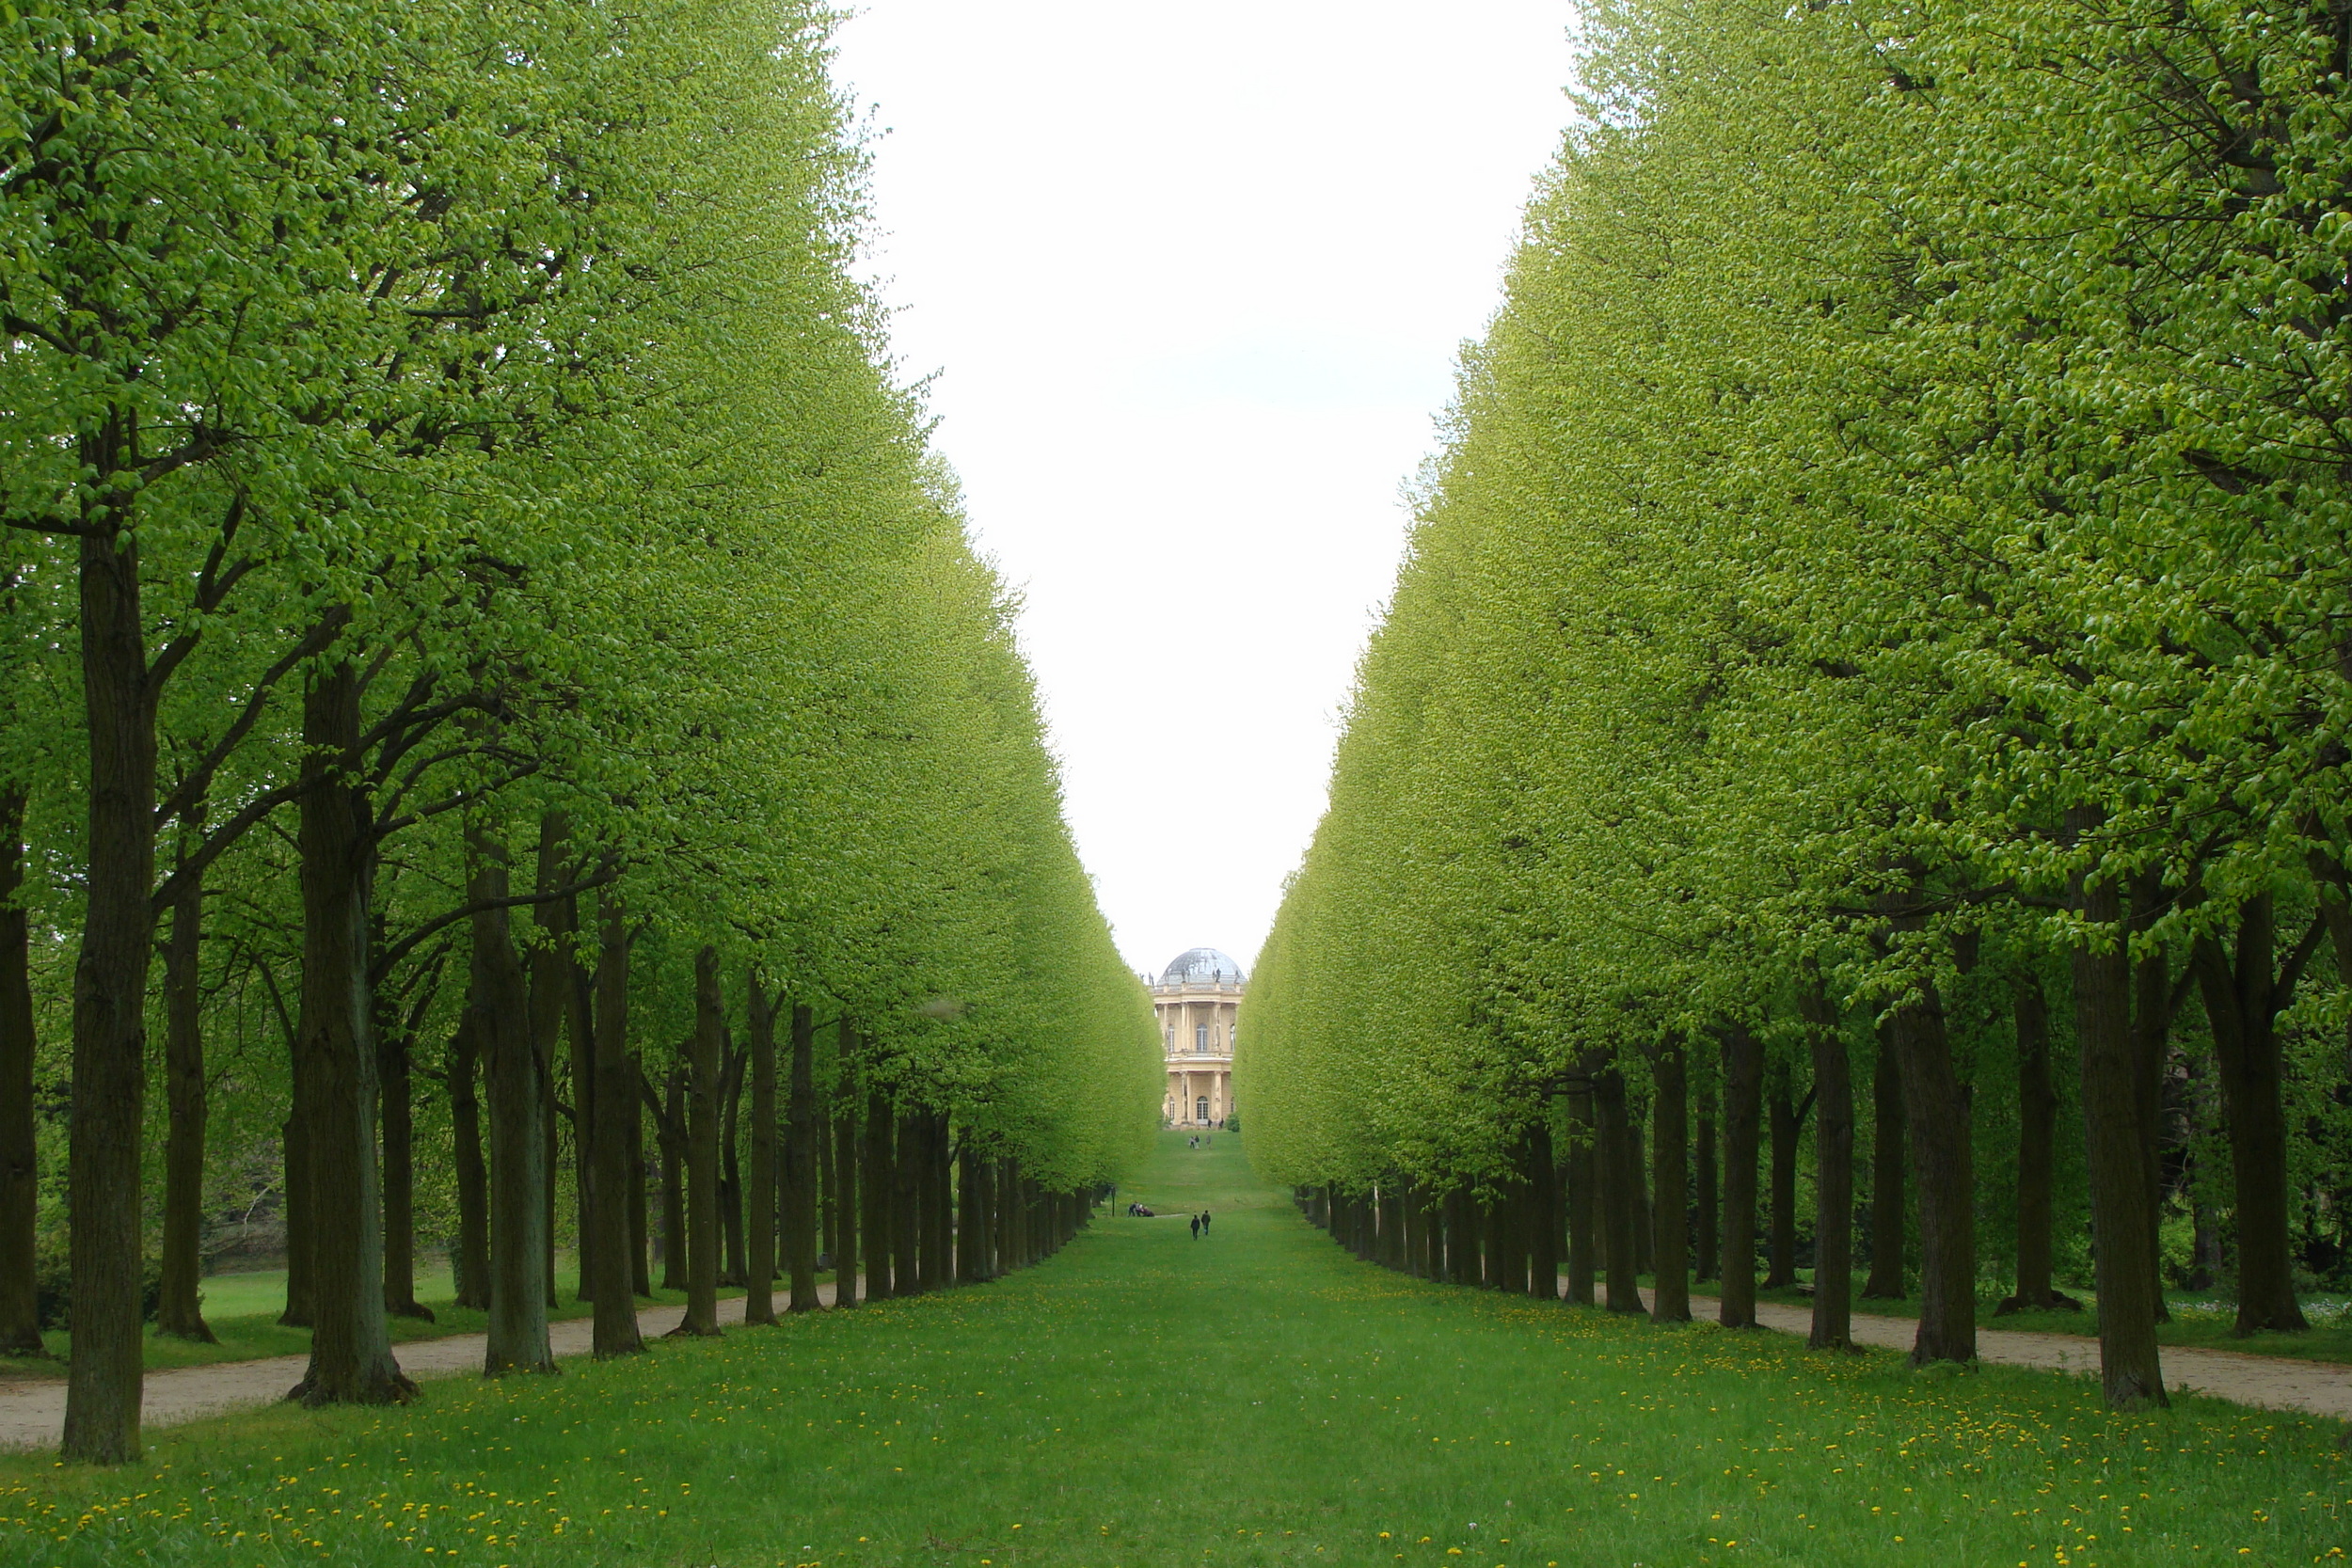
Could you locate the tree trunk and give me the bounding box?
[2072,838,2168,1407]
[1595,1067,1642,1313]
[894,1107,922,1294]
[1565,1090,1595,1305]
[1888,979,1975,1366]
[2129,895,2172,1326]
[1651,1041,1690,1323]
[1862,1032,1905,1298]
[1529,1119,1559,1302]
[278,1109,313,1327]
[1802,974,1854,1352]
[378,1021,432,1323]
[0,785,40,1355]
[2001,973,2071,1314]
[833,1029,861,1306]
[2192,895,2310,1335]
[588,895,642,1356]
[659,1064,686,1291]
[958,1136,985,1284]
[1693,1089,1718,1284]
[64,465,159,1463]
[787,1003,819,1311]
[155,868,215,1341]
[564,904,595,1307]
[864,1083,895,1298]
[628,1072,652,1299]
[924,1113,951,1292]
[479,829,555,1374]
[720,1037,746,1289]
[1765,1079,1798,1290]
[448,1013,490,1309]
[744,976,777,1325]
[672,946,723,1337]
[1719,1024,1763,1328]
[288,665,411,1406]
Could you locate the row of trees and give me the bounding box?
[1238,0,2352,1410]
[0,0,1158,1465]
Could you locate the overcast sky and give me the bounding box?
[829,2,1578,979]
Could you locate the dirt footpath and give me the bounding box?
[1679,1291,2352,1422]
[0,1287,830,1451]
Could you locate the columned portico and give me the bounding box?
[1152,947,1243,1128]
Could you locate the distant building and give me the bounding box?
[1152,947,1244,1128]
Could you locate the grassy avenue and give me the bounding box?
[3,1133,2344,1567]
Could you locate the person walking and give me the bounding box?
[1189,1214,1200,1241]
[1200,1212,1212,1234]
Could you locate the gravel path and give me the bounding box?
[1677,1290,2352,1421]
[0,1286,840,1452]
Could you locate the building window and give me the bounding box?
[1195,1023,1207,1053]
[1197,1096,1210,1122]
[1164,1026,1173,1048]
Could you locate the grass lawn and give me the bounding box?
[3,1261,753,1379]
[0,1131,2342,1567]
[1745,1282,2352,1366]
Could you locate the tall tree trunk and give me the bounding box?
[2072,835,2168,1407]
[1650,1041,1690,1323]
[2192,895,2310,1335]
[1765,1079,1798,1290]
[0,784,40,1355]
[894,1106,922,1294]
[588,895,642,1356]
[720,1038,746,1289]
[833,1028,860,1307]
[155,866,215,1341]
[1693,1089,1718,1284]
[1862,1031,1905,1298]
[864,1084,895,1298]
[448,1013,490,1309]
[628,1066,652,1299]
[289,664,411,1405]
[1629,1119,1652,1276]
[1529,1119,1559,1302]
[530,818,569,1310]
[1888,980,1976,1366]
[565,904,596,1307]
[1719,1024,1763,1328]
[64,458,159,1463]
[1565,1089,1596,1305]
[1802,974,1854,1352]
[672,946,723,1337]
[1595,1067,1642,1313]
[787,1003,819,1311]
[378,1020,432,1323]
[2129,892,2173,1325]
[479,830,554,1374]
[659,1064,686,1291]
[743,976,777,1325]
[278,1109,313,1327]
[924,1113,951,1292]
[2001,973,2071,1314]
[957,1135,985,1284]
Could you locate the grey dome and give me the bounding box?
[1161,947,1245,986]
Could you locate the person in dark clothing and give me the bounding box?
[1189,1214,1200,1240]
[1200,1212,1211,1233]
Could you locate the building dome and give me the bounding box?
[1160,947,1246,986]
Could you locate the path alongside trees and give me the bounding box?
[0,1,1157,1465]
[1239,0,2352,1411]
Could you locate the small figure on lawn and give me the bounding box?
[1200,1211,1211,1234]
[1189,1214,1201,1241]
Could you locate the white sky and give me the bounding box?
[830,2,1578,979]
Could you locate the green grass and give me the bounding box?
[7,1261,748,1378]
[1746,1281,2352,1366]
[1,1130,2343,1567]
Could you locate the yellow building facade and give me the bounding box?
[1152,946,1243,1128]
